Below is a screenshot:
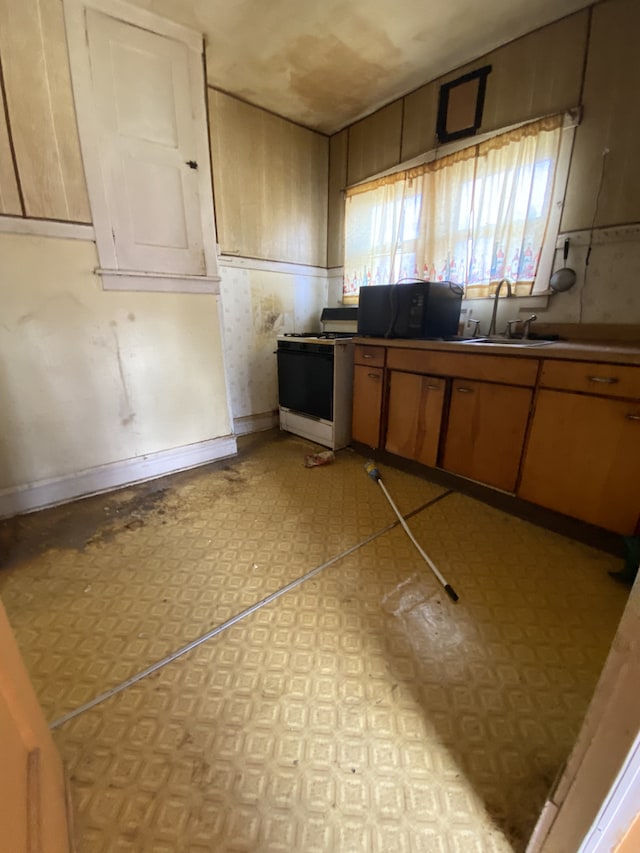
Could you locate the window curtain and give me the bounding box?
[414,148,477,290]
[342,175,421,298]
[343,115,563,302]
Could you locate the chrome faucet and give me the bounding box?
[522,313,537,340]
[488,278,512,337]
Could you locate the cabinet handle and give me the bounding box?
[426,384,440,391]
[368,373,381,380]
[456,386,473,393]
[627,414,640,422]
[587,375,619,384]
[362,353,373,359]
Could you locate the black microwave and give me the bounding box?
[357,281,463,339]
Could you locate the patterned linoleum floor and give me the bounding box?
[0,431,629,852]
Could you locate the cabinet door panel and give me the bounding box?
[352,365,384,448]
[385,372,445,467]
[442,380,532,492]
[518,390,640,534]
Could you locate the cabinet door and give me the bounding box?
[518,390,640,534]
[385,372,445,467]
[442,380,533,492]
[352,365,384,448]
[87,10,208,275]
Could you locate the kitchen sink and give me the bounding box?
[461,337,554,348]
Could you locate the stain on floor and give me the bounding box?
[0,433,276,568]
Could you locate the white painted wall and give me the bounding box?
[0,233,232,495]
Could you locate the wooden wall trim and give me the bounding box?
[0,216,94,241]
[218,254,333,278]
[0,51,25,216]
[579,5,594,106]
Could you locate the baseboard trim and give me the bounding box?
[0,434,238,519]
[233,411,278,436]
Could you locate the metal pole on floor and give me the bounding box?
[365,461,459,602]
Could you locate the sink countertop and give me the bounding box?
[354,336,640,366]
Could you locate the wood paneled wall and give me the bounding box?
[329,6,629,265]
[327,130,348,268]
[0,0,331,266]
[347,101,403,186]
[346,10,589,186]
[401,12,589,161]
[401,83,439,165]
[0,0,90,222]
[208,90,328,267]
[562,0,640,231]
[2,0,637,268]
[0,82,22,215]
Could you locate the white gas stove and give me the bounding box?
[276,315,356,449]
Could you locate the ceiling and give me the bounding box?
[130,0,594,134]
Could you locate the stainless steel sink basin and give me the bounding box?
[461,337,554,348]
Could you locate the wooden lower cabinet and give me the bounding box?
[385,371,445,466]
[518,390,640,534]
[352,364,384,448]
[352,341,640,534]
[442,379,533,492]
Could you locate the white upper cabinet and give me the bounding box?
[65,0,219,292]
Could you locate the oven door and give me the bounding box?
[277,343,334,421]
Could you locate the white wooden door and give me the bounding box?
[528,576,640,852]
[86,9,206,275]
[0,600,72,853]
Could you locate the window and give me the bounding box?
[344,116,565,302]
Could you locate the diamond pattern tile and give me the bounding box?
[0,432,628,851]
[0,433,446,721]
[53,551,515,852]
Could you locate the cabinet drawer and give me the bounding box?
[354,344,385,367]
[387,349,538,387]
[540,360,640,399]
